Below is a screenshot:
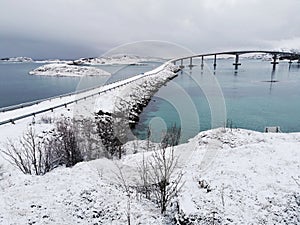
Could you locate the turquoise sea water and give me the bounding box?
[133,59,300,142]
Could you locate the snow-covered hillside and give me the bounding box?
[29,63,111,77]
[0,128,299,224]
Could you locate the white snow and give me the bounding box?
[29,63,111,77]
[0,128,299,224]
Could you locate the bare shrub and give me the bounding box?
[74,118,106,160]
[137,125,184,214]
[114,163,132,225]
[1,127,51,175]
[136,153,151,200]
[148,144,184,214]
[46,118,83,167]
[161,124,181,149]
[95,112,123,159]
[0,164,4,181]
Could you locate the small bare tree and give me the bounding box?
[136,153,151,199]
[46,118,83,167]
[114,163,132,225]
[148,144,184,214]
[0,164,4,181]
[1,127,50,175]
[137,125,184,214]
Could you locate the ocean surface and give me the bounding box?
[1,59,300,143]
[133,59,300,142]
[0,62,159,108]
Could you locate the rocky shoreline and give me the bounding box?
[95,63,180,144]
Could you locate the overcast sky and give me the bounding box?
[0,0,300,59]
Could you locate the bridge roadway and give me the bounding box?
[172,50,300,70]
[0,63,169,126]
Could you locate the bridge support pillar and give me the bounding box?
[180,59,184,69]
[233,54,241,70]
[271,54,279,69]
[201,56,204,69]
[213,54,217,70]
[189,57,194,69]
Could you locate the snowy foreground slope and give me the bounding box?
[0,128,299,224]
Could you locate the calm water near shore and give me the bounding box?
[133,59,300,142]
[1,59,300,143]
[0,62,159,108]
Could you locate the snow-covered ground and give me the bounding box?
[29,63,111,77]
[0,128,299,224]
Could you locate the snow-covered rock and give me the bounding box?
[35,59,73,64]
[29,63,111,77]
[1,57,33,63]
[74,54,165,65]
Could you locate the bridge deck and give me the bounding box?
[173,50,300,62]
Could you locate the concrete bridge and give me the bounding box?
[172,50,300,70]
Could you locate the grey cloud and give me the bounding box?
[0,0,299,58]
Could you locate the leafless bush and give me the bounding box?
[74,118,106,160]
[95,112,123,159]
[137,125,184,214]
[114,163,132,225]
[46,118,83,167]
[1,127,52,175]
[161,124,181,149]
[40,116,53,124]
[136,153,151,200]
[0,164,4,180]
[148,144,184,214]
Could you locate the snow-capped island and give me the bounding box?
[1,57,33,63]
[29,63,111,77]
[73,54,164,65]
